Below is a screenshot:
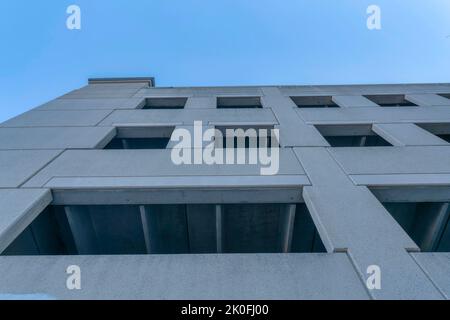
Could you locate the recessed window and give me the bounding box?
[315,124,392,147]
[104,126,175,149]
[215,125,279,148]
[291,96,339,108]
[1,203,325,255]
[371,188,450,252]
[364,94,417,107]
[217,97,262,109]
[416,123,450,143]
[140,97,187,109]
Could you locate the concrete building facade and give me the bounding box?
[1,78,450,299]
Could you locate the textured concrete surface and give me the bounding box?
[0,254,369,300]
[1,80,450,299]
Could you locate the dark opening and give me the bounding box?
[2,203,325,256]
[141,97,187,109]
[217,97,262,109]
[315,124,392,147]
[379,202,450,252]
[364,94,417,107]
[103,126,174,150]
[105,138,170,149]
[291,96,339,108]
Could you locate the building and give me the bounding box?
[0,78,450,300]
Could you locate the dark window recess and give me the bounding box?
[103,126,174,150]
[364,94,417,107]
[2,203,325,256]
[438,93,450,100]
[379,202,450,252]
[416,123,450,143]
[217,97,262,109]
[437,135,450,143]
[216,126,280,149]
[291,96,339,108]
[141,97,187,109]
[105,138,170,149]
[315,125,392,147]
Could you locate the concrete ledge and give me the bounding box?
[0,253,369,300]
[0,189,52,253]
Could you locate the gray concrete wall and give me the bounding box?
[1,80,450,299]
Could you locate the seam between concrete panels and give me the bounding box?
[94,109,116,126]
[409,253,448,299]
[345,250,376,300]
[17,150,65,189]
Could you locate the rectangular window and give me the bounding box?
[291,96,339,108]
[371,187,450,252]
[104,126,175,150]
[140,97,187,109]
[1,203,325,255]
[364,94,417,107]
[217,97,262,109]
[315,124,392,147]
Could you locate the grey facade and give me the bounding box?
[1,78,450,300]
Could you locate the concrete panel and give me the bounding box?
[296,106,450,125]
[0,127,116,150]
[332,95,380,108]
[412,253,450,299]
[36,98,143,111]
[0,189,52,253]
[261,87,329,147]
[329,146,450,175]
[1,110,113,127]
[134,87,262,99]
[0,253,369,300]
[61,83,147,99]
[406,94,450,107]
[185,97,216,109]
[22,149,305,188]
[350,174,450,187]
[372,123,448,146]
[0,150,62,187]
[98,109,277,126]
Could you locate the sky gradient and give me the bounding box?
[1,0,450,122]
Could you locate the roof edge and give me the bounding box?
[88,77,155,87]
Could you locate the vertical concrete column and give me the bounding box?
[216,205,223,253]
[373,123,449,146]
[65,206,100,255]
[332,96,379,108]
[280,204,296,253]
[185,96,216,109]
[261,87,328,147]
[406,94,450,107]
[139,205,152,254]
[295,147,444,299]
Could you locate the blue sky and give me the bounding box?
[1,0,450,122]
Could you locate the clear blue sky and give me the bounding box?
[1,0,450,122]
